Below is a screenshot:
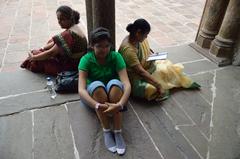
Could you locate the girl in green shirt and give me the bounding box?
[78,27,131,155]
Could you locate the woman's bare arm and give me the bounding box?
[78,70,100,109]
[133,64,161,90]
[42,41,54,50]
[30,44,59,61]
[117,68,131,106]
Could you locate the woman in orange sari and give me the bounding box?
[21,5,87,76]
[119,19,200,101]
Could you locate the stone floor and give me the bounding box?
[0,0,240,159]
[0,0,204,72]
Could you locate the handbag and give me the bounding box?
[55,71,79,93]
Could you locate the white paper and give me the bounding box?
[147,52,168,61]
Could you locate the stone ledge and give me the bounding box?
[0,69,80,116]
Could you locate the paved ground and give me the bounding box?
[0,0,204,73]
[0,0,240,159]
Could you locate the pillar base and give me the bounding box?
[196,29,217,48]
[210,36,234,57]
[190,43,232,67]
[196,34,213,49]
[210,43,233,57]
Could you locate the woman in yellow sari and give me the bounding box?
[118,19,200,101]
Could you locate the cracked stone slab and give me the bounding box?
[4,51,28,64]
[161,98,193,125]
[67,101,100,159]
[164,44,204,63]
[0,52,4,67]
[0,111,32,159]
[129,99,202,159]
[209,66,240,159]
[0,49,4,54]
[183,60,218,75]
[172,90,211,139]
[33,105,76,159]
[0,66,79,116]
[178,125,208,159]
[66,101,162,159]
[1,62,22,73]
[0,70,46,97]
[0,90,79,116]
[190,72,214,103]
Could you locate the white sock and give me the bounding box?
[103,128,116,153]
[114,129,126,155]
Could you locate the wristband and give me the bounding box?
[95,103,100,110]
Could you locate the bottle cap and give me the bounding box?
[46,77,51,81]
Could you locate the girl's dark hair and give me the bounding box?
[56,5,80,24]
[126,18,151,36]
[89,27,112,46]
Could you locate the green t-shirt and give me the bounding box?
[78,51,126,85]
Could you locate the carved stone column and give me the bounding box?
[92,0,115,49]
[210,0,240,59]
[85,0,93,40]
[196,0,229,48]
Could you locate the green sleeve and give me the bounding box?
[78,54,89,72]
[115,52,126,72]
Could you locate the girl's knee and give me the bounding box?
[92,87,108,103]
[108,86,123,103]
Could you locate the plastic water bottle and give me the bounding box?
[46,77,57,99]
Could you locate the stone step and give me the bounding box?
[0,69,79,116]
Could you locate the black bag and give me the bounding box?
[55,71,79,93]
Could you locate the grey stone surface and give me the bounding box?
[165,44,205,63]
[67,101,101,159]
[0,48,5,54]
[161,98,193,125]
[4,51,27,64]
[130,99,202,159]
[33,105,76,159]
[0,44,240,159]
[148,37,163,52]
[173,90,211,139]
[183,60,218,75]
[0,70,46,97]
[66,101,162,159]
[190,72,214,103]
[0,52,3,67]
[178,126,208,159]
[0,90,79,116]
[0,69,80,116]
[7,43,28,52]
[209,66,240,159]
[0,111,32,159]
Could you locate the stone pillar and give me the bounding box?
[85,0,93,40]
[210,0,240,58]
[196,0,229,48]
[92,0,115,49]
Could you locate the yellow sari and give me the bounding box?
[119,38,200,101]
